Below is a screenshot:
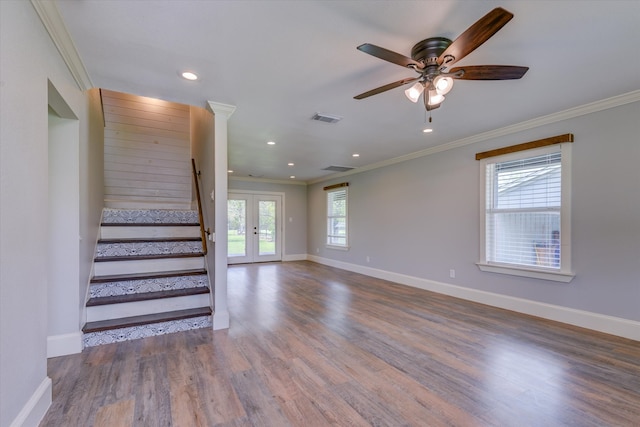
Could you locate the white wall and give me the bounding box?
[0,2,102,425]
[190,105,215,296]
[229,179,308,258]
[308,100,640,337]
[79,88,105,336]
[47,105,80,353]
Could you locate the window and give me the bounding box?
[327,187,348,248]
[478,143,574,282]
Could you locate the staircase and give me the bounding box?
[82,208,212,347]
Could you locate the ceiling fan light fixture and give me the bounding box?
[404,82,424,103]
[434,76,454,95]
[427,90,445,106]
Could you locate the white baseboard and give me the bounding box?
[47,331,83,358]
[307,255,640,341]
[9,377,52,427]
[283,254,308,262]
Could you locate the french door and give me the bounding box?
[227,192,282,264]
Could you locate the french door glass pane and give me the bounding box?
[228,199,246,257]
[258,200,276,256]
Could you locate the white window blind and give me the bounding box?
[327,188,348,247]
[485,151,561,269]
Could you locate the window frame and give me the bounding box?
[477,143,574,282]
[326,187,349,250]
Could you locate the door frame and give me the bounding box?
[228,190,285,264]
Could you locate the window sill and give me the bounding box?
[476,262,575,283]
[326,245,349,251]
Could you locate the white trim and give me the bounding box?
[9,377,52,427]
[326,245,350,251]
[307,255,640,341]
[206,101,236,119]
[47,331,82,358]
[476,263,574,283]
[308,91,640,185]
[30,0,93,90]
[230,176,307,186]
[478,144,572,279]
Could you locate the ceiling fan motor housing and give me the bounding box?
[411,37,452,64]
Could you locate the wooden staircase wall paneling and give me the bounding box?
[102,89,192,209]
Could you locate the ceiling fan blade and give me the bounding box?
[438,7,514,68]
[450,65,529,80]
[354,77,420,100]
[357,43,422,69]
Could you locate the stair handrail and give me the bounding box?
[191,158,208,255]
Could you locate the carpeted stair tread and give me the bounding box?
[91,269,207,283]
[82,306,212,333]
[86,286,210,306]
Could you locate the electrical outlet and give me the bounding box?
[366,256,370,263]
[449,269,456,278]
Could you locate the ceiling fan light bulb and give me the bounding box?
[405,82,424,103]
[434,76,453,95]
[427,91,445,106]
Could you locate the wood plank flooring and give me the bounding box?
[41,261,640,426]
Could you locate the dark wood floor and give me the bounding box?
[41,261,640,426]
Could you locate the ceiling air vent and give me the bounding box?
[311,113,342,124]
[323,165,354,172]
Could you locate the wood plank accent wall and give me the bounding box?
[102,89,192,209]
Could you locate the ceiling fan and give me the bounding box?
[354,7,528,113]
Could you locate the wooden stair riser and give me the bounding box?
[100,225,201,239]
[90,273,208,298]
[93,256,205,276]
[86,293,211,322]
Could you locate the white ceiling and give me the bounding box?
[56,0,640,183]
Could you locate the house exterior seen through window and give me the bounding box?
[327,187,348,248]
[479,143,573,282]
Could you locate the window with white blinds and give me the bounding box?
[327,188,348,247]
[479,143,573,280]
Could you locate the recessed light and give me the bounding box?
[181,71,198,81]
[423,128,433,133]
[288,162,294,166]
[352,153,360,157]
[227,170,234,173]
[290,175,296,179]
[267,141,276,145]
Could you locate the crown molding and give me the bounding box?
[308,90,640,185]
[229,176,307,186]
[207,101,236,120]
[30,0,93,91]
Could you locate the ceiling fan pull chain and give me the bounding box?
[423,92,433,123]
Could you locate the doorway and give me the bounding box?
[228,192,283,264]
